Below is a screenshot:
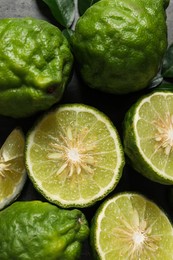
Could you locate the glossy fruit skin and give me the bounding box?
[0,17,73,118]
[72,0,168,94]
[0,201,89,260]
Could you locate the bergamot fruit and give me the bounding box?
[25,103,124,208]
[0,128,26,210]
[0,17,73,118]
[90,192,173,260]
[72,0,168,94]
[123,91,173,184]
[0,200,89,260]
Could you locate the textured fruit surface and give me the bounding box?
[0,200,89,260]
[0,17,73,118]
[123,91,173,184]
[72,0,168,94]
[25,104,124,208]
[0,128,26,210]
[90,192,173,260]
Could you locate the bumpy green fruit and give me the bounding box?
[0,201,89,260]
[72,0,168,94]
[0,17,73,118]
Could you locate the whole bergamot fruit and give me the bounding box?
[0,17,73,118]
[72,0,169,94]
[0,200,89,260]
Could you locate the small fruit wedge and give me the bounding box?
[90,192,173,260]
[123,91,173,184]
[25,103,125,208]
[0,128,26,210]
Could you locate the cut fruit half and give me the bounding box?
[25,103,125,208]
[123,91,173,184]
[0,128,26,210]
[90,192,173,260]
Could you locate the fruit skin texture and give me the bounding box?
[72,0,168,94]
[0,17,73,118]
[0,201,89,260]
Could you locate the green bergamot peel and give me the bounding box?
[0,17,73,118]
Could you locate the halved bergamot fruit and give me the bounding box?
[0,128,26,210]
[90,192,173,260]
[25,103,124,208]
[123,91,173,184]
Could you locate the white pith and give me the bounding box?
[47,126,96,177]
[134,92,173,181]
[112,212,160,259]
[132,231,145,244]
[68,148,80,162]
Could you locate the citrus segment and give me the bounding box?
[0,128,26,210]
[26,104,124,208]
[123,91,173,184]
[90,192,173,259]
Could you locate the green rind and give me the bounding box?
[123,90,173,185]
[0,201,89,260]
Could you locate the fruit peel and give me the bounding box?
[0,17,73,118]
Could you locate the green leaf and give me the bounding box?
[78,0,100,16]
[161,43,173,79]
[148,72,163,90]
[62,29,74,47]
[42,0,75,28]
[153,82,173,92]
